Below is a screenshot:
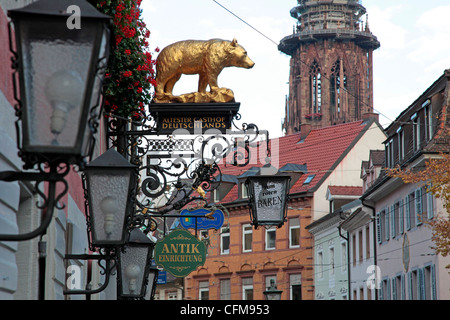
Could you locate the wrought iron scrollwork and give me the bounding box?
[63,248,117,296]
[105,112,270,233]
[0,163,70,241]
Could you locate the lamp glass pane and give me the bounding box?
[81,27,110,160]
[252,178,288,223]
[120,246,149,296]
[88,169,131,243]
[18,17,97,152]
[145,270,157,300]
[265,291,282,300]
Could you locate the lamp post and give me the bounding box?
[117,228,157,300]
[8,0,112,169]
[263,279,283,300]
[245,175,291,228]
[83,148,138,248]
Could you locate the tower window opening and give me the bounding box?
[309,61,322,114]
[330,59,347,115]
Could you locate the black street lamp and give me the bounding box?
[0,0,112,242]
[83,148,138,248]
[245,175,291,228]
[263,279,283,300]
[117,228,157,300]
[8,0,112,169]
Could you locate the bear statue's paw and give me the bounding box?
[152,88,235,104]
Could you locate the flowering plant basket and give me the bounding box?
[90,0,157,121]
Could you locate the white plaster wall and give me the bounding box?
[313,121,386,221]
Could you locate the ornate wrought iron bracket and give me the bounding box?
[63,250,117,296]
[105,110,270,234]
[0,164,69,241]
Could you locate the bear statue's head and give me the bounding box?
[227,38,255,70]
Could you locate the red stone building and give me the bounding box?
[279,0,380,135]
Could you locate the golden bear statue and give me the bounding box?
[153,38,255,103]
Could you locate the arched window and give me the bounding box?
[330,59,347,114]
[309,60,322,114]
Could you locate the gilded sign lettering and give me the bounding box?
[154,229,207,277]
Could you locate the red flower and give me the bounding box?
[116,3,125,12]
[95,0,157,120]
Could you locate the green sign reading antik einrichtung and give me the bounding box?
[154,229,207,277]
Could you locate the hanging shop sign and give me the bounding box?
[179,208,225,230]
[154,229,207,277]
[149,103,240,134]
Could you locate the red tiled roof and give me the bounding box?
[217,120,371,204]
[327,185,363,196]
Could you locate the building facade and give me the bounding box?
[279,0,380,135]
[361,70,450,300]
[184,118,386,300]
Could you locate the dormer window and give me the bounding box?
[411,112,421,152]
[397,127,404,162]
[303,174,315,185]
[241,182,248,199]
[213,189,220,202]
[385,139,394,168]
[423,100,433,142]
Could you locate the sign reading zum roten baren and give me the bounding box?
[154,229,207,277]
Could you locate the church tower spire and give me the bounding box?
[279,0,380,135]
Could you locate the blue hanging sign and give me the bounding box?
[179,208,224,230]
[157,271,167,284]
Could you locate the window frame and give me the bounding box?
[265,227,276,251]
[220,226,230,255]
[289,218,300,248]
[199,281,209,300]
[242,277,254,300]
[242,224,253,253]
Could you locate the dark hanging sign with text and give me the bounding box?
[149,103,240,134]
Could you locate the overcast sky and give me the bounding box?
[142,0,450,138]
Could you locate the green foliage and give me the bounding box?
[91,0,157,120]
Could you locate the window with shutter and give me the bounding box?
[405,196,411,230]
[427,191,434,220]
[391,205,396,238]
[387,278,391,300]
[401,274,406,300]
[408,272,413,300]
[392,278,397,300]
[399,200,404,234]
[376,212,382,244]
[379,281,383,300]
[418,268,425,300]
[385,208,390,241]
[415,189,423,226]
[431,264,437,300]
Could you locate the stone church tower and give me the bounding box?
[279,0,380,135]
